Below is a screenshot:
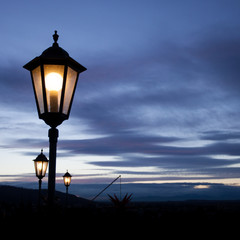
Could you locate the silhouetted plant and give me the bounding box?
[108,193,132,209]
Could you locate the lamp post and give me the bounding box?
[33,150,49,206]
[24,31,86,206]
[63,170,72,207]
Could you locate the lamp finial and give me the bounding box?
[53,30,59,44]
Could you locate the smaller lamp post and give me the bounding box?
[63,170,72,207]
[33,149,49,206]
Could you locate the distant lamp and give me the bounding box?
[63,170,72,187]
[34,149,49,179]
[63,170,72,206]
[33,149,49,206]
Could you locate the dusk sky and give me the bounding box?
[1,0,240,190]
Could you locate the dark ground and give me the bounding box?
[1,185,240,237]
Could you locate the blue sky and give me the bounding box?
[1,0,240,189]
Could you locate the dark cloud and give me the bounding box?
[2,14,240,184]
[190,31,240,92]
[57,133,181,156]
[201,130,240,141]
[66,26,240,141]
[10,125,240,182]
[0,64,33,107]
[50,131,240,160]
[2,25,240,136]
[88,150,240,169]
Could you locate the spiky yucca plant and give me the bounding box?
[108,193,132,209]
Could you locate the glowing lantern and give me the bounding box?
[23,31,87,128]
[33,149,49,180]
[63,171,72,187]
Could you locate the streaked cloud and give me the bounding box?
[1,1,240,186]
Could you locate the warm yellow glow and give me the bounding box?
[65,177,70,184]
[45,72,63,112]
[45,72,63,91]
[64,177,71,186]
[37,162,43,171]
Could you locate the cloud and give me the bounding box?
[2,20,240,184]
[2,24,240,138]
[67,26,240,142]
[51,129,240,159]
[56,133,181,156]
[201,131,240,141]
[0,64,33,108]
[190,30,240,93]
[87,149,240,169]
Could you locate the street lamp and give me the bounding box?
[63,171,72,207]
[33,149,49,206]
[24,31,86,205]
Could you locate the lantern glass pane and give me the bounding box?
[32,66,44,114]
[62,67,77,115]
[64,176,71,186]
[34,160,48,178]
[34,161,43,177]
[44,65,65,113]
[42,161,48,177]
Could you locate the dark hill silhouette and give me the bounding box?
[1,185,240,236]
[0,185,93,207]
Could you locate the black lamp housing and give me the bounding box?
[63,171,72,187]
[33,149,49,180]
[23,31,87,128]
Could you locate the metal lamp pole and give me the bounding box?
[48,127,59,205]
